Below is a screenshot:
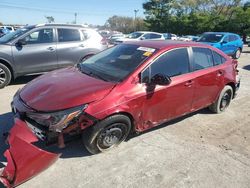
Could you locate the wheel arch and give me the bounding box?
[0,58,15,79]
[225,82,236,97]
[102,111,135,134]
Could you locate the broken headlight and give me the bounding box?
[26,105,87,132]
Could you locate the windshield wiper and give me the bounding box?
[79,66,109,82]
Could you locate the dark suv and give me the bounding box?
[0,24,108,88]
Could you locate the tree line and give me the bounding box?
[105,0,250,43]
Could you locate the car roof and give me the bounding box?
[133,31,162,34]
[124,40,210,50]
[204,32,238,36]
[35,23,88,28]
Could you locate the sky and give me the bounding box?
[0,0,145,25]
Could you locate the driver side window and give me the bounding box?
[23,29,53,44]
[141,48,190,83]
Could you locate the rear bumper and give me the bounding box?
[0,119,60,188]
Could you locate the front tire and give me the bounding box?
[209,86,233,113]
[83,115,131,154]
[0,63,12,89]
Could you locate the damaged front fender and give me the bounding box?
[0,119,60,188]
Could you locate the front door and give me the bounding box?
[12,28,57,75]
[139,48,195,130]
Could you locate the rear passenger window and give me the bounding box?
[58,28,80,42]
[213,51,226,65]
[192,48,213,71]
[150,48,190,77]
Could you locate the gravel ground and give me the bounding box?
[0,46,250,188]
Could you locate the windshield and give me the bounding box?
[80,44,157,82]
[197,33,224,43]
[127,32,143,39]
[0,27,33,43]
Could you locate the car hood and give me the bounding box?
[20,67,116,112]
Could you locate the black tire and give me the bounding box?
[233,48,241,59]
[209,85,233,113]
[83,115,131,154]
[0,63,11,89]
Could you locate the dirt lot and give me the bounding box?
[1,46,250,188]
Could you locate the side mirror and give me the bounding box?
[140,37,145,40]
[16,38,26,46]
[151,73,171,86]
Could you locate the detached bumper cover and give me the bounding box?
[0,119,60,188]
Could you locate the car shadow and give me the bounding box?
[243,65,250,71]
[9,75,40,86]
[0,112,14,162]
[0,108,212,160]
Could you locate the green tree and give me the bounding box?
[45,16,55,23]
[105,15,146,33]
[143,0,174,32]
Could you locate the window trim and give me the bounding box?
[140,47,192,84]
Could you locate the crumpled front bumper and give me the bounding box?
[0,118,60,188]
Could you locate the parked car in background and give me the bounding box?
[114,31,165,44]
[0,25,15,32]
[0,28,10,37]
[163,33,172,40]
[0,23,108,88]
[197,32,243,59]
[108,33,125,44]
[178,35,200,42]
[170,34,178,40]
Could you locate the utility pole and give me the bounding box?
[134,9,139,31]
[74,13,77,24]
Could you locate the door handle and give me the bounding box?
[79,44,85,47]
[47,47,55,51]
[184,80,193,87]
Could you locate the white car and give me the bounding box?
[114,31,165,44]
[170,34,178,40]
[0,26,15,32]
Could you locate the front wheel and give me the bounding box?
[83,115,131,154]
[0,63,12,89]
[209,86,233,113]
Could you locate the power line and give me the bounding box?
[0,2,133,16]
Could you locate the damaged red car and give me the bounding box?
[1,40,240,187]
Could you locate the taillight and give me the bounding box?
[101,38,108,45]
[232,59,239,74]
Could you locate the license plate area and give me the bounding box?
[26,121,46,141]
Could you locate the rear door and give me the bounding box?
[140,47,195,128]
[190,47,224,111]
[56,28,86,68]
[12,28,57,74]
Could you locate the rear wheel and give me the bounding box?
[209,86,233,113]
[83,115,131,154]
[0,63,12,89]
[233,48,241,59]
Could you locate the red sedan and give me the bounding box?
[1,40,240,187]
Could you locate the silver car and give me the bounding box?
[0,24,108,88]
